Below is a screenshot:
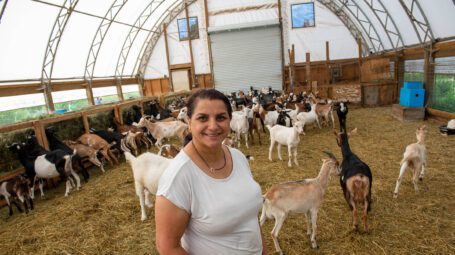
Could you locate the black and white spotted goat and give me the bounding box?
[8,135,80,198]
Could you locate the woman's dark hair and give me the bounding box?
[186,89,232,119]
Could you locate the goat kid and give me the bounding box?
[393,125,428,198]
[124,152,171,221]
[267,121,305,167]
[0,175,34,216]
[260,152,340,253]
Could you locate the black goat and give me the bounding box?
[45,127,89,183]
[335,103,372,231]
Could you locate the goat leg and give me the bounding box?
[363,200,369,232]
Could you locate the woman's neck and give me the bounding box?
[191,140,224,163]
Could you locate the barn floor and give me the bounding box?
[0,106,454,255]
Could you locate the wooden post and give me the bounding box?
[278,0,286,92]
[396,50,405,103]
[82,113,90,133]
[116,79,124,101]
[326,41,330,84]
[423,43,435,108]
[203,0,214,88]
[184,3,197,88]
[305,52,311,91]
[163,24,173,91]
[358,38,364,106]
[42,82,55,113]
[85,81,95,106]
[288,44,295,93]
[358,37,363,82]
[33,120,48,150]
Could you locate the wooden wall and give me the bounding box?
[143,73,213,97]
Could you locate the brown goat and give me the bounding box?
[77,134,118,166]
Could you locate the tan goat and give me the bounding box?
[260,152,340,253]
[77,134,118,166]
[393,125,428,198]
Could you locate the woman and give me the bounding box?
[155,89,267,254]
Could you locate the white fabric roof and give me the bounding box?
[0,0,454,82]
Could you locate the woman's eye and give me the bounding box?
[197,116,207,121]
[217,116,227,121]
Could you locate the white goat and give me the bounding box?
[295,102,320,129]
[230,107,251,148]
[394,125,428,198]
[260,152,340,253]
[448,119,455,129]
[124,152,171,221]
[267,121,305,167]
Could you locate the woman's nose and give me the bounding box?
[207,118,219,129]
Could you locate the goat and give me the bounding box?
[260,152,340,253]
[9,136,79,198]
[45,126,90,182]
[0,175,34,216]
[124,152,171,221]
[158,144,180,159]
[230,107,251,148]
[63,140,105,173]
[295,101,320,129]
[393,125,428,198]
[335,103,372,231]
[77,133,118,166]
[314,101,335,128]
[267,121,305,167]
[135,117,188,147]
[90,127,131,156]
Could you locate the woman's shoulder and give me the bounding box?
[228,147,249,162]
[160,150,194,181]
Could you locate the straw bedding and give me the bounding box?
[0,106,454,254]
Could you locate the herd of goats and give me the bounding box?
[0,87,431,253]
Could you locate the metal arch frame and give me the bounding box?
[136,0,198,79]
[114,0,166,88]
[317,0,371,56]
[362,0,404,50]
[40,0,79,113]
[398,0,434,44]
[338,0,384,53]
[84,0,128,105]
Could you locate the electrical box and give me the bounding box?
[403,81,423,90]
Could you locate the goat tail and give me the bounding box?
[351,175,370,203]
[259,196,274,226]
[63,155,73,175]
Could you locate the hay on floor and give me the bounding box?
[0,106,454,255]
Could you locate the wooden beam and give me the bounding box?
[305,52,311,89]
[170,63,192,70]
[326,41,330,84]
[163,24,173,91]
[423,43,435,108]
[278,0,286,91]
[427,107,455,121]
[184,3,197,88]
[203,0,214,87]
[82,113,90,133]
[116,79,124,101]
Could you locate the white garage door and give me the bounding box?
[209,22,282,93]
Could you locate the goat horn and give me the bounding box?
[322,150,336,160]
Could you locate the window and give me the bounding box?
[291,3,315,28]
[177,17,199,41]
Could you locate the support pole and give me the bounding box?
[163,24,173,91]
[326,41,330,84]
[305,52,311,91]
[185,3,197,88]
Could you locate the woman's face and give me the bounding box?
[188,99,231,149]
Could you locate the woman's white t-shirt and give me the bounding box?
[157,147,263,255]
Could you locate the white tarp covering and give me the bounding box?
[0,0,455,83]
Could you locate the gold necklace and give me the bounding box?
[192,141,226,173]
